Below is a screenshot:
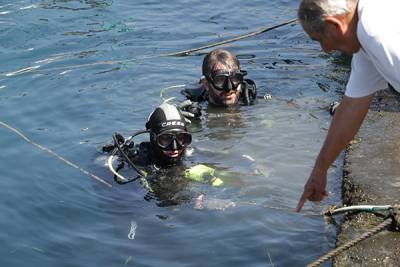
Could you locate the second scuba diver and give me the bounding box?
[179,48,257,119]
[103,102,224,207]
[179,48,339,120]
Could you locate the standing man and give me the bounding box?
[296,0,400,211]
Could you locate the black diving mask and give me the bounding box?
[155,131,192,150]
[207,69,247,92]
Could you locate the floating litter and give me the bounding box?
[128,221,137,240]
[264,94,272,100]
[242,154,255,161]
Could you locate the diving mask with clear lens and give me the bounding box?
[156,130,192,150]
[207,69,247,92]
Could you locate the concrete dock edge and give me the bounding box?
[333,87,400,266]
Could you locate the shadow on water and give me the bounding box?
[0,0,352,266]
[40,0,114,11]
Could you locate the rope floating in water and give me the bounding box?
[160,18,298,57]
[1,18,298,77]
[0,120,112,187]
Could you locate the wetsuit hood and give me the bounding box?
[145,102,189,165]
[146,102,187,134]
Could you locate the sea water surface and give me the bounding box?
[0,1,350,266]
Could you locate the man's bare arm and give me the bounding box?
[296,94,373,212]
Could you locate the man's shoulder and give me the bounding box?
[244,78,257,90]
[346,50,387,97]
[239,78,257,105]
[181,84,208,102]
[358,0,399,41]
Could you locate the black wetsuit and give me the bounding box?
[107,141,194,207]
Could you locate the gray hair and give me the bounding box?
[298,0,358,33]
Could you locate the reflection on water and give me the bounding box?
[0,0,350,266]
[204,106,247,140]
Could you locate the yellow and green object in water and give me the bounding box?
[184,164,224,186]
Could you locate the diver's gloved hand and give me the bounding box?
[102,132,125,153]
[102,143,115,153]
[114,132,125,145]
[179,100,202,119]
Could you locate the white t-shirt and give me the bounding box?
[345,0,400,97]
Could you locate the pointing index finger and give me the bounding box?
[296,191,309,212]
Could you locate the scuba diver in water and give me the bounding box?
[179,48,257,119]
[102,102,224,207]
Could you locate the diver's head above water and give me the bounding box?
[146,102,192,166]
[201,49,247,107]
